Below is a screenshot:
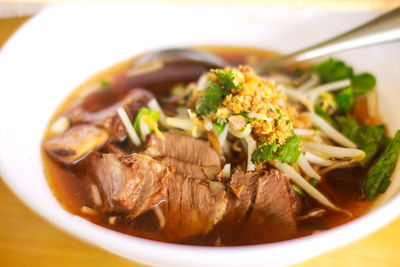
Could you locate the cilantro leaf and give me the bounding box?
[196,70,240,116]
[251,134,301,164]
[211,69,241,91]
[196,80,228,115]
[275,134,302,163]
[251,142,278,163]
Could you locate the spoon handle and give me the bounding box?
[252,7,400,73]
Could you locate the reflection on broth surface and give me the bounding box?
[42,46,400,246]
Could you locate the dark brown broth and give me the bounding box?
[42,46,374,246]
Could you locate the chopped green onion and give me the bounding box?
[309,177,318,187]
[100,80,110,91]
[229,123,252,138]
[213,121,227,135]
[147,98,168,128]
[133,107,160,138]
[292,184,306,197]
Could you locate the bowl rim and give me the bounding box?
[1,3,400,266]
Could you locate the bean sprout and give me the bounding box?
[307,112,357,148]
[303,152,333,166]
[166,117,195,131]
[297,73,320,92]
[245,135,256,171]
[303,141,365,161]
[297,154,321,180]
[117,107,141,146]
[148,98,168,128]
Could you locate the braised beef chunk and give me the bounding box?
[86,143,299,243]
[43,125,109,165]
[245,169,301,242]
[162,174,227,241]
[161,157,207,180]
[225,170,260,224]
[145,131,221,178]
[91,152,173,218]
[68,89,153,141]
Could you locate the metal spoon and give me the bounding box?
[133,7,400,74]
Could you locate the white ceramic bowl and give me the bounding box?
[1,3,400,267]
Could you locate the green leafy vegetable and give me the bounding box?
[335,116,385,167]
[213,121,227,135]
[212,69,241,91]
[196,70,241,116]
[361,142,383,167]
[352,73,376,96]
[133,107,160,137]
[378,179,391,194]
[312,58,353,84]
[251,142,278,164]
[334,86,353,113]
[292,184,306,197]
[312,58,376,96]
[251,134,301,164]
[364,130,400,199]
[196,80,229,116]
[275,134,302,163]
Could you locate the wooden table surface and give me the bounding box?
[1,6,400,267]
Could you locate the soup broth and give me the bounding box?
[42,46,378,246]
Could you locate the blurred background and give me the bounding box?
[1,1,400,267]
